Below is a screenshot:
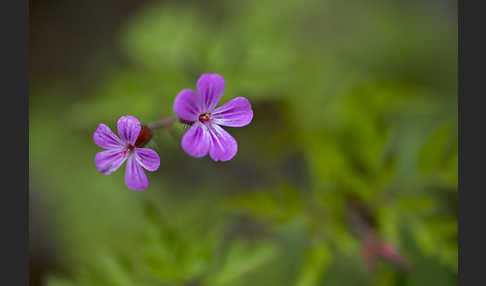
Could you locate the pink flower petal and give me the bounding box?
[135,148,160,172]
[125,155,149,191]
[181,122,211,158]
[208,124,238,162]
[93,123,123,149]
[212,97,253,127]
[94,149,127,175]
[117,115,142,145]
[173,89,201,122]
[197,73,225,112]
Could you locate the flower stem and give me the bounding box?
[147,116,176,130]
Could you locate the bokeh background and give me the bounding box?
[29,0,457,285]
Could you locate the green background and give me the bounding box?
[29,0,457,285]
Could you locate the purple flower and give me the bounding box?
[93,115,160,191]
[173,74,253,162]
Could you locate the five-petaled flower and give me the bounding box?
[173,73,253,161]
[93,115,160,190]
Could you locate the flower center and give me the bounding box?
[199,113,211,123]
[123,144,135,156]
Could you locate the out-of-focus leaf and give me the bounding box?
[407,256,456,286]
[295,243,332,286]
[224,185,304,227]
[208,240,279,286]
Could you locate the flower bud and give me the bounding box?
[135,125,153,147]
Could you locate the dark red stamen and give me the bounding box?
[199,113,211,123]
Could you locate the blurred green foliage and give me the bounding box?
[30,0,457,285]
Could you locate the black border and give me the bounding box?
[458,0,486,285]
[0,0,29,284]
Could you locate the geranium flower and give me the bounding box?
[173,73,253,161]
[93,115,160,190]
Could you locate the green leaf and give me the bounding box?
[208,240,279,286]
[295,243,332,286]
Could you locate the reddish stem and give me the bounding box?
[147,116,176,130]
